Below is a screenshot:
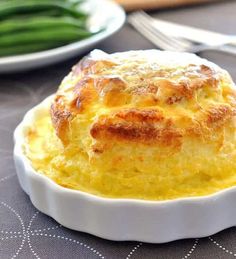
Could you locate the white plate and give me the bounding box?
[14,96,236,243]
[0,0,125,73]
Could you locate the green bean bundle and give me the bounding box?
[0,0,94,57]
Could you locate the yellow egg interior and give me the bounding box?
[25,105,236,200]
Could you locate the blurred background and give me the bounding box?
[117,0,223,10]
[0,0,235,73]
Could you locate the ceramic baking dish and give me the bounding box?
[13,97,236,243]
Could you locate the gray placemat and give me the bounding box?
[1,1,236,258]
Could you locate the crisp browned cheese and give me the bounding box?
[26,50,236,200]
[51,50,236,149]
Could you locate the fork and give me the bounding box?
[128,11,236,55]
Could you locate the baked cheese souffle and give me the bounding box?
[25,50,236,200]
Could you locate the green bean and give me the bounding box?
[0,0,93,57]
[0,43,64,57]
[0,16,86,35]
[0,0,87,20]
[5,9,63,19]
[0,27,93,47]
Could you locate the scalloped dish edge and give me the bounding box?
[13,96,236,243]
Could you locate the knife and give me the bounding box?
[153,18,236,47]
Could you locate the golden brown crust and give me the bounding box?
[90,109,182,147]
[72,77,98,112]
[51,50,236,149]
[50,95,71,145]
[69,59,220,111]
[206,104,236,126]
[115,109,164,123]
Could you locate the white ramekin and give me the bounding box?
[13,96,236,243]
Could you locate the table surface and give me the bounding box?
[1,1,236,258]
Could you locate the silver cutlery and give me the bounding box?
[128,11,236,55]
